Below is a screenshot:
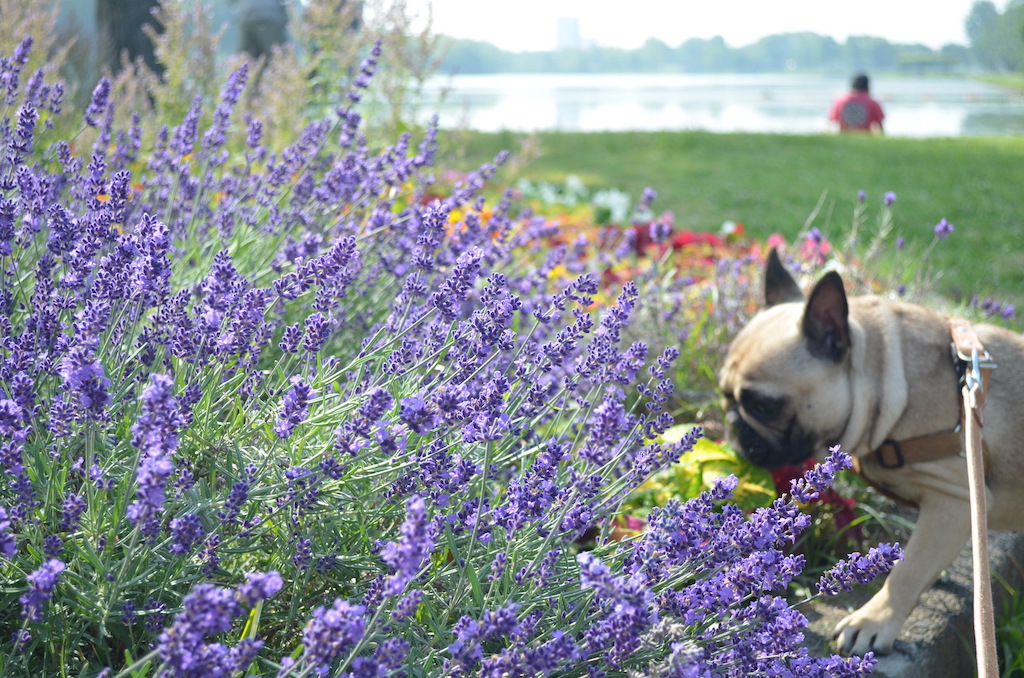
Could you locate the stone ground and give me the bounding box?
[801,530,1024,677]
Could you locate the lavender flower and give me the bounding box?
[127,375,183,538]
[130,214,173,307]
[300,600,367,673]
[817,543,904,596]
[20,559,65,622]
[302,313,331,354]
[61,494,86,533]
[43,536,64,560]
[275,376,315,439]
[399,396,441,436]
[649,220,671,244]
[381,495,434,596]
[0,507,16,557]
[169,513,205,555]
[279,323,302,353]
[83,78,111,127]
[236,570,284,607]
[789,445,853,503]
[639,186,657,211]
[0,399,25,438]
[578,552,656,668]
[447,604,523,672]
[933,217,954,239]
[2,37,33,104]
[219,477,251,526]
[0,196,15,256]
[392,589,423,622]
[431,248,484,320]
[202,63,249,154]
[156,583,249,677]
[170,95,203,158]
[883,191,897,206]
[342,39,381,106]
[58,346,111,420]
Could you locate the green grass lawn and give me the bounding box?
[439,130,1024,306]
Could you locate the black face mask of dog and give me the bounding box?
[720,250,852,469]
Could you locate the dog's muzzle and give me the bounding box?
[726,407,817,468]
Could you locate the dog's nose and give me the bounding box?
[725,408,741,427]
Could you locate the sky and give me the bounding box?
[405,0,991,52]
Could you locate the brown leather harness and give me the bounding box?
[853,316,996,483]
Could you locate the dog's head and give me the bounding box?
[718,248,854,468]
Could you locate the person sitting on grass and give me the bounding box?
[829,73,885,134]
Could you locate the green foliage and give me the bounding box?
[996,578,1024,675]
[966,0,1024,72]
[444,129,1024,306]
[626,426,777,515]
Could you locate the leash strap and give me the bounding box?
[951,317,998,678]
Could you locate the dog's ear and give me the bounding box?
[802,271,850,362]
[764,247,804,307]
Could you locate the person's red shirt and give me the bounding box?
[829,92,885,132]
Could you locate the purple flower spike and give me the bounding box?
[0,507,16,557]
[20,559,65,622]
[2,37,33,99]
[640,186,657,209]
[431,248,484,320]
[275,376,315,439]
[157,583,254,676]
[169,513,205,555]
[203,63,250,153]
[83,78,111,127]
[933,218,954,239]
[789,445,852,503]
[236,571,284,607]
[127,375,184,537]
[59,346,111,421]
[883,191,897,206]
[577,552,656,668]
[380,495,434,596]
[649,221,671,244]
[816,543,904,596]
[301,599,367,673]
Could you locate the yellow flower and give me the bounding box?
[547,264,569,282]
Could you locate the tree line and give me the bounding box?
[967,0,1024,71]
[438,1,1024,75]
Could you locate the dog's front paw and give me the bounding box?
[833,599,903,656]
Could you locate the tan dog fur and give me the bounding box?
[718,249,1024,655]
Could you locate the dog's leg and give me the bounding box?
[834,493,971,655]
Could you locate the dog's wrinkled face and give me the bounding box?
[718,249,854,468]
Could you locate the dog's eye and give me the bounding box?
[740,391,782,420]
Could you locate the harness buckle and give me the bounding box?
[875,439,905,469]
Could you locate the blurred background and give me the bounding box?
[50,0,1024,137]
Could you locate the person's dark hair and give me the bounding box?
[852,74,870,92]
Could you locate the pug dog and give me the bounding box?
[718,247,1024,656]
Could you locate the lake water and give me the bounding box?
[417,73,1024,138]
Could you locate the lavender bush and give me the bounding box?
[0,37,899,677]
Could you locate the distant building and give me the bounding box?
[556,17,581,50]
